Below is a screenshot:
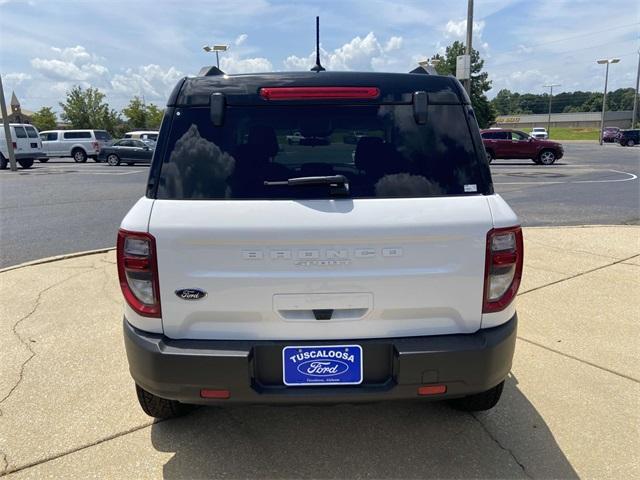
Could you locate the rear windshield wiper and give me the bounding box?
[264,175,349,196]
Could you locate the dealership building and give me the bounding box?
[494,110,633,129]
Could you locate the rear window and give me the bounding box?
[155,104,491,200]
[63,131,92,139]
[25,126,38,138]
[94,130,111,141]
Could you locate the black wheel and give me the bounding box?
[72,148,87,163]
[485,150,494,164]
[106,154,121,166]
[627,139,636,147]
[0,154,7,170]
[448,381,504,412]
[39,158,49,163]
[18,158,34,169]
[135,384,194,419]
[538,149,556,165]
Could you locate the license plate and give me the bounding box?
[282,345,363,386]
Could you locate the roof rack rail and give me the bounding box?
[198,66,225,76]
[409,65,438,75]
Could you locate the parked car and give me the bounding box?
[39,129,112,162]
[617,129,639,147]
[119,68,522,419]
[286,131,304,144]
[530,127,548,139]
[124,131,159,142]
[99,139,154,165]
[602,126,620,143]
[0,123,45,169]
[481,128,564,165]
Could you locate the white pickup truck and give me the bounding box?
[119,70,523,419]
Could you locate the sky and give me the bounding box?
[0,0,638,113]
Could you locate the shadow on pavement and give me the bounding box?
[150,376,577,479]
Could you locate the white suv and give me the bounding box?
[119,70,523,419]
[39,129,112,162]
[0,123,45,169]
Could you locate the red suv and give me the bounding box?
[481,129,564,165]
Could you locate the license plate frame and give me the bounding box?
[282,345,363,386]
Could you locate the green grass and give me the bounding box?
[546,128,600,140]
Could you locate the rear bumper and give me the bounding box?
[124,314,517,404]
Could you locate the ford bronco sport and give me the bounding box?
[119,67,523,419]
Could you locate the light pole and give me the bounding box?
[202,44,229,69]
[597,58,620,145]
[0,74,18,171]
[464,0,474,96]
[543,83,560,138]
[632,49,639,129]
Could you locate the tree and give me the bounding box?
[59,86,120,135]
[146,104,164,129]
[431,41,496,128]
[30,107,57,131]
[122,97,164,129]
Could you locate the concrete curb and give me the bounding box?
[0,247,116,274]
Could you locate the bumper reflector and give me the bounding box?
[417,385,447,396]
[200,389,230,399]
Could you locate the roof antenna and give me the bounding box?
[310,16,325,72]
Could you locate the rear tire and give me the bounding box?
[135,384,194,419]
[72,148,87,163]
[107,154,120,166]
[538,149,556,165]
[39,158,49,163]
[448,381,504,412]
[18,158,34,169]
[0,154,7,170]
[485,150,494,164]
[627,139,636,147]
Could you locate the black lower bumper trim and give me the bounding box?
[123,315,517,404]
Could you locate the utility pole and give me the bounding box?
[597,58,620,145]
[632,49,640,129]
[0,74,18,171]
[544,84,560,138]
[464,0,474,96]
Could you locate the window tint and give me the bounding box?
[25,126,38,138]
[482,131,508,140]
[155,105,491,200]
[45,132,59,141]
[63,131,92,139]
[132,140,146,147]
[146,133,158,141]
[94,131,111,141]
[14,126,27,138]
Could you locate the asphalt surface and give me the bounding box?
[0,142,638,268]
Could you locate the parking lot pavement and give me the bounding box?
[0,226,638,479]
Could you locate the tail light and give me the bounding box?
[259,86,380,100]
[12,142,17,149]
[483,226,524,313]
[92,141,100,152]
[117,229,161,317]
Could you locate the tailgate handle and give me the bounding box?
[210,92,225,126]
[413,91,428,124]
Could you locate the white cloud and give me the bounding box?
[111,64,183,99]
[4,72,32,84]
[220,56,273,74]
[444,19,485,38]
[30,45,109,82]
[283,32,405,72]
[235,34,248,46]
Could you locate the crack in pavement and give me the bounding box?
[0,266,97,474]
[470,413,533,479]
[518,253,639,296]
[0,420,161,477]
[0,452,7,476]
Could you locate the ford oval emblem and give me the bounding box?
[296,359,349,377]
[175,288,207,300]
